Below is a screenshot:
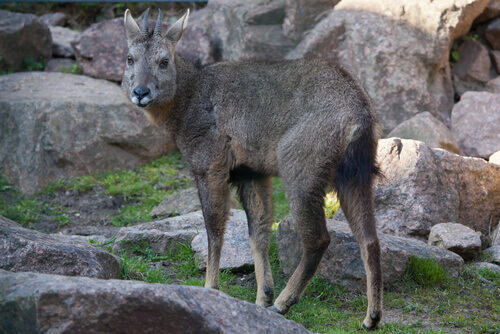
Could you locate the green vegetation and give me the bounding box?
[404,256,448,287]
[1,152,499,332]
[60,63,82,75]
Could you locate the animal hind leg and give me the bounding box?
[271,182,331,314]
[237,176,275,307]
[338,185,383,329]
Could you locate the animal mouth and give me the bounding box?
[131,96,151,108]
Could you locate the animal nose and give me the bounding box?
[133,87,150,99]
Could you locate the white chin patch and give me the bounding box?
[140,97,151,105]
[131,96,139,105]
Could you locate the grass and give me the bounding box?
[2,152,499,332]
[404,256,448,287]
[89,234,500,333]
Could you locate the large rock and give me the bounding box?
[387,111,461,154]
[50,26,79,58]
[0,215,120,279]
[277,216,463,290]
[0,72,174,195]
[335,138,500,239]
[192,210,253,271]
[282,0,340,42]
[196,0,296,61]
[0,270,311,334]
[0,10,52,72]
[452,39,492,95]
[287,0,488,133]
[113,211,206,253]
[428,223,482,260]
[71,18,127,82]
[72,13,214,82]
[485,17,500,49]
[150,188,201,218]
[451,91,500,158]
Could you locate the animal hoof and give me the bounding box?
[267,306,284,314]
[362,312,382,330]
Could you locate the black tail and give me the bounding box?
[334,124,381,195]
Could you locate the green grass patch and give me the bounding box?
[404,256,448,287]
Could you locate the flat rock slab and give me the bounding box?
[0,215,120,279]
[277,216,464,291]
[192,210,253,271]
[0,270,311,334]
[150,188,201,218]
[428,223,482,260]
[113,211,206,254]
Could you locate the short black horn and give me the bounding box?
[154,9,163,37]
[141,8,150,35]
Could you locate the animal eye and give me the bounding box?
[159,58,169,69]
[127,55,134,66]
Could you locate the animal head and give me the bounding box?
[122,8,189,110]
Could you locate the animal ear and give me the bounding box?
[124,9,141,43]
[165,9,189,46]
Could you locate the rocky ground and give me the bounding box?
[1,1,500,333]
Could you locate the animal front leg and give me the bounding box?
[196,176,231,290]
[237,177,275,307]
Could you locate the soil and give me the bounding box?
[38,186,128,237]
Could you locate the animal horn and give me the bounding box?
[154,9,163,37]
[141,8,150,36]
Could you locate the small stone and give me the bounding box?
[150,188,201,218]
[490,50,500,73]
[44,58,78,73]
[470,262,500,274]
[39,12,67,27]
[387,112,461,154]
[428,223,482,260]
[50,26,80,58]
[484,245,500,264]
[452,39,491,96]
[486,76,500,93]
[491,219,500,245]
[113,211,206,254]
